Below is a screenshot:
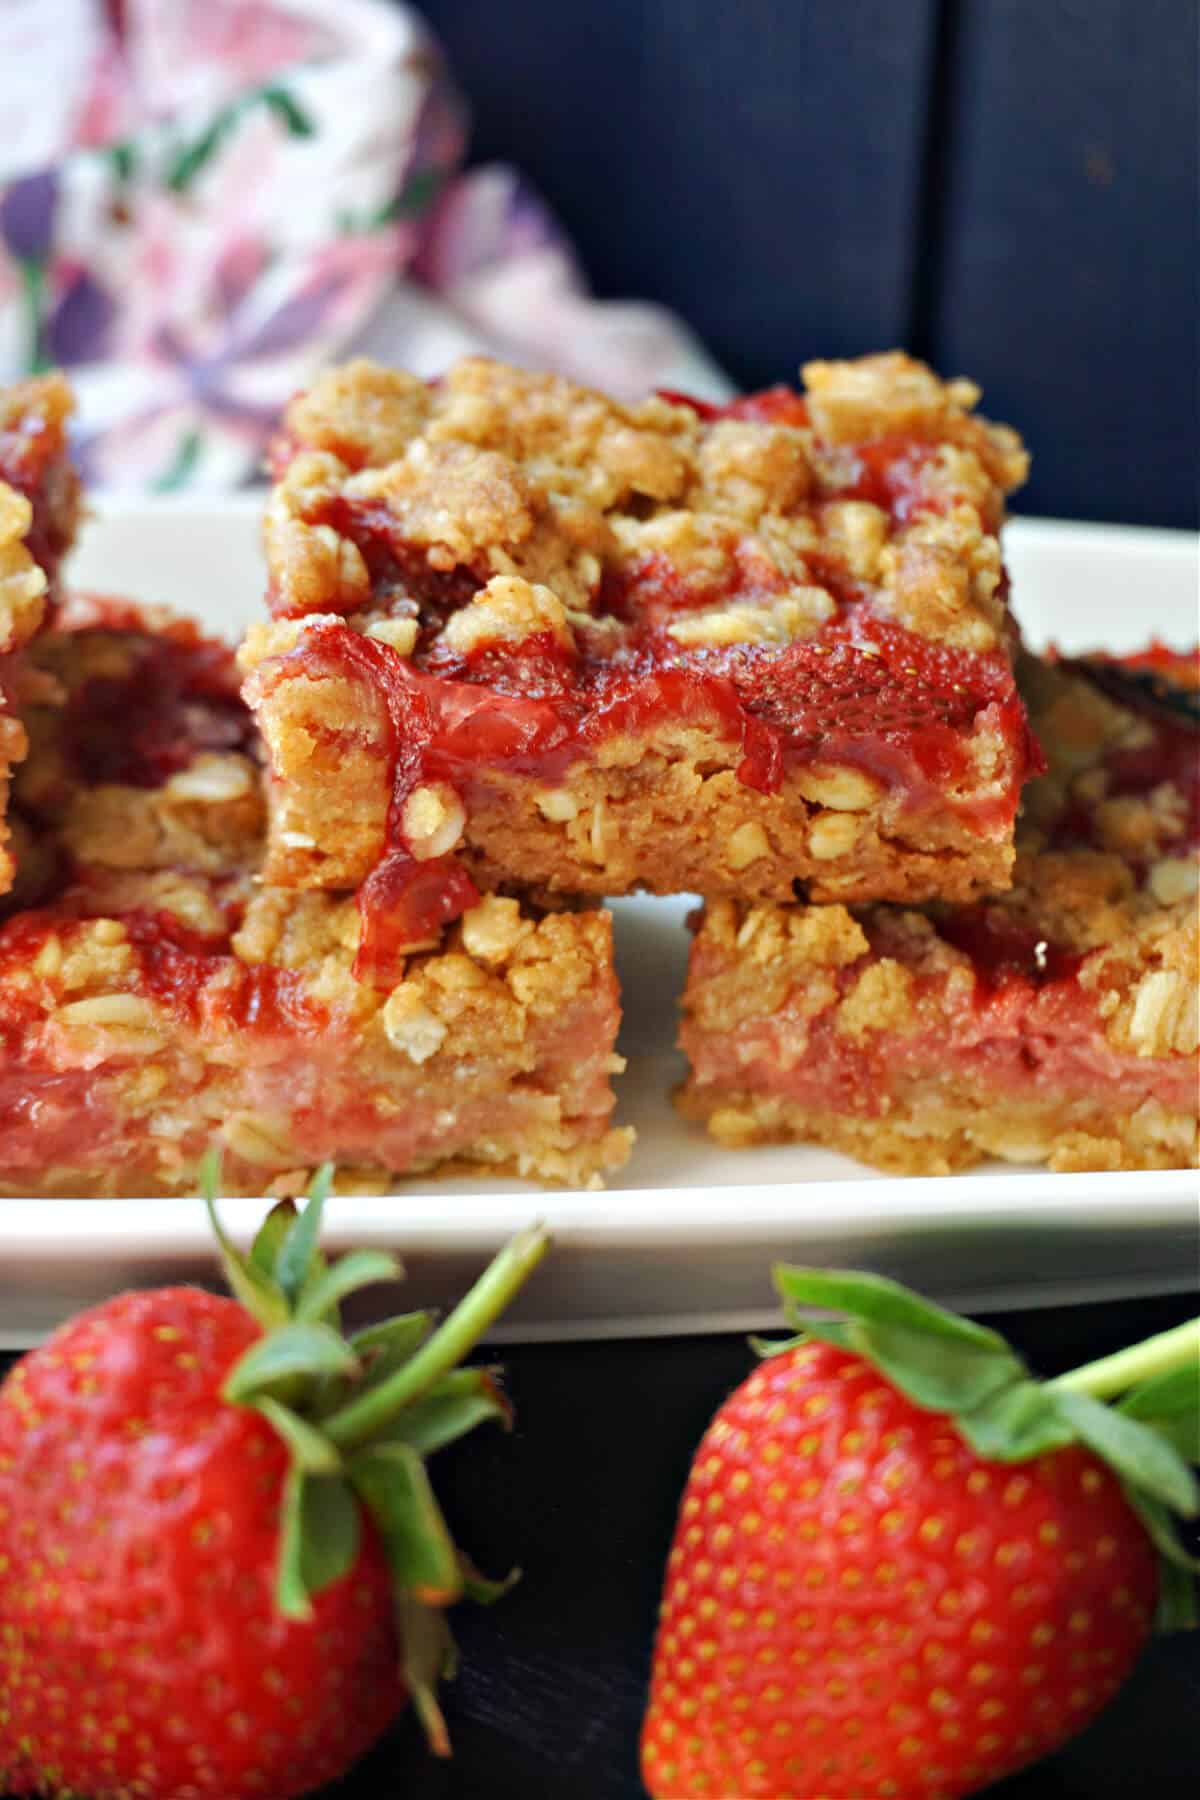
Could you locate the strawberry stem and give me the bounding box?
[324,1225,549,1451]
[1049,1318,1200,1400]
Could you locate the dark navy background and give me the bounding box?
[417,0,1199,528]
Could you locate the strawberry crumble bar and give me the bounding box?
[240,354,1034,967]
[1,373,80,895]
[0,873,630,1196]
[0,605,630,1196]
[678,649,1199,1174]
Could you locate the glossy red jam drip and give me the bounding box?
[355,851,480,989]
[270,626,483,985]
[935,906,1083,998]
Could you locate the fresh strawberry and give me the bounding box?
[0,1158,548,1800]
[642,1268,1199,1799]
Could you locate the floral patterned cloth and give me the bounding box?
[0,0,728,491]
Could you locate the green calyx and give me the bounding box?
[199,1150,549,1754]
[764,1265,1200,1631]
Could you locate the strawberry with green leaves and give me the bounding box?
[642,1269,1199,1800]
[0,1158,548,1800]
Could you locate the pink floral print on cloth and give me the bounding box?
[0,0,728,492]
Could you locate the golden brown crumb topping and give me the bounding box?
[801,353,1027,489]
[264,351,1028,656]
[3,865,617,1082]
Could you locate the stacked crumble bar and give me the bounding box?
[1,365,631,1197]
[240,351,1034,968]
[227,347,1078,1187]
[679,649,1199,1172]
[235,349,1193,1178]
[235,348,1121,1178]
[0,375,79,896]
[0,599,629,1195]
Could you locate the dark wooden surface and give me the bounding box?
[415,0,1198,527]
[5,1292,1196,1799]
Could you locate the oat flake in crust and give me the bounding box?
[242,353,1035,955]
[678,647,1200,1174]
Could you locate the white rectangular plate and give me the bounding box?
[2,501,1196,1343]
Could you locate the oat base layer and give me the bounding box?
[676,1081,1197,1176]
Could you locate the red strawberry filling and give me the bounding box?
[52,601,253,791]
[262,603,1032,974]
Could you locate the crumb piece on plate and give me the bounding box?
[678,647,1199,1173]
[241,353,1035,954]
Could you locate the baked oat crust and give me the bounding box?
[243,353,1034,920]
